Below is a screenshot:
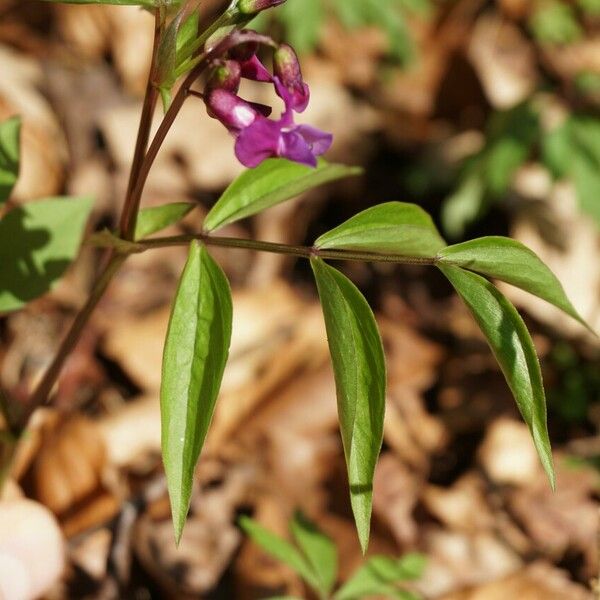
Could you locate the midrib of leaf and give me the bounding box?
[323,264,360,470]
[326,223,434,240]
[181,259,210,494]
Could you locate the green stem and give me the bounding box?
[136,234,437,265]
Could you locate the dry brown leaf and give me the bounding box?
[28,415,109,518]
[97,394,161,469]
[478,418,543,486]
[441,561,593,600]
[418,529,523,597]
[509,181,600,337]
[55,5,154,94]
[508,455,599,576]
[0,499,66,600]
[468,15,538,109]
[0,46,66,200]
[135,464,252,596]
[423,473,495,533]
[372,453,421,547]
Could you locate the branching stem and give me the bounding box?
[136,234,437,266]
[11,10,242,436]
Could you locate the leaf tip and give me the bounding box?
[170,496,189,547]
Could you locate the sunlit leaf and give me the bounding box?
[0,117,21,206]
[438,264,555,488]
[290,512,338,595]
[311,258,386,553]
[335,553,426,600]
[204,159,361,232]
[161,243,232,542]
[315,202,446,258]
[239,516,321,590]
[135,202,194,240]
[437,236,591,331]
[0,197,93,313]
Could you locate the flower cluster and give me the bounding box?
[204,32,332,168]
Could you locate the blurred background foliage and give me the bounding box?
[0,0,599,597]
[255,0,600,239]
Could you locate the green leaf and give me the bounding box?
[315,202,446,258]
[311,258,386,553]
[134,202,194,240]
[542,114,600,225]
[529,1,583,44]
[176,12,200,60]
[290,512,338,595]
[335,553,426,600]
[579,0,600,15]
[483,103,540,198]
[0,117,21,206]
[239,516,321,591]
[203,159,361,232]
[572,152,600,224]
[156,9,191,111]
[438,264,555,488]
[441,172,486,239]
[0,197,94,313]
[437,236,591,331]
[278,0,323,53]
[161,243,232,542]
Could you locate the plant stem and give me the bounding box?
[23,255,126,427]
[12,10,241,429]
[119,10,163,240]
[136,234,437,265]
[125,33,237,230]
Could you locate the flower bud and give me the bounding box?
[206,60,242,93]
[273,44,310,112]
[238,0,286,15]
[205,88,259,132]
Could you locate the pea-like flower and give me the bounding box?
[203,32,332,168]
[234,82,331,167]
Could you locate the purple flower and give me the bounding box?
[234,85,332,168]
[273,44,310,112]
[203,31,332,169]
[205,89,259,133]
[239,54,273,83]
